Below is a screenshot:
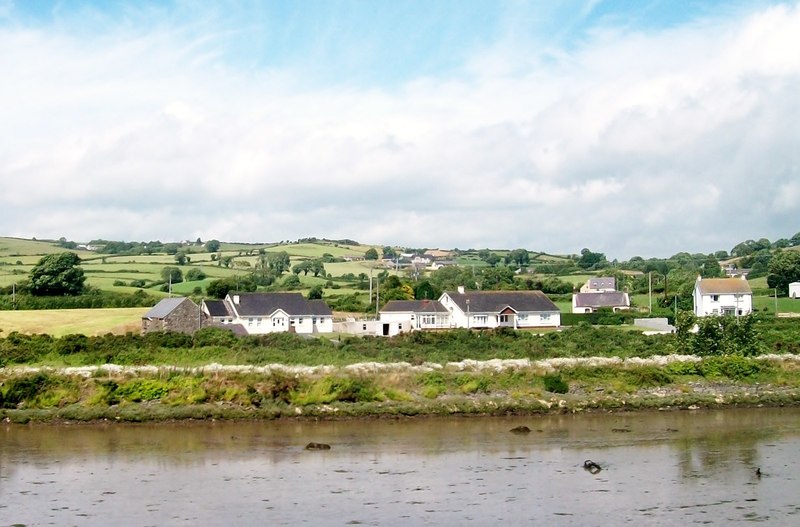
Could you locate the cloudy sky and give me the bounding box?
[1,0,798,259]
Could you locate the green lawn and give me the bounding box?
[754,295,800,314]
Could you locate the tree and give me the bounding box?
[185,268,207,281]
[767,250,800,295]
[161,267,183,284]
[206,276,257,299]
[700,254,722,278]
[308,285,324,300]
[310,259,325,277]
[382,246,397,259]
[577,248,606,270]
[206,239,221,252]
[29,252,86,296]
[174,251,188,265]
[364,248,379,260]
[508,248,530,267]
[268,251,291,275]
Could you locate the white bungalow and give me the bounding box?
[438,288,560,329]
[692,276,753,317]
[572,291,630,313]
[203,292,333,335]
[379,299,451,336]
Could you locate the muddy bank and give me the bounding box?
[2,354,799,423]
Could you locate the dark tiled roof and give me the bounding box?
[443,291,558,313]
[227,292,321,316]
[308,299,333,316]
[380,300,448,314]
[203,299,232,317]
[574,292,629,308]
[143,297,192,319]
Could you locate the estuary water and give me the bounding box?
[1,408,799,526]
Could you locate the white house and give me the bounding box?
[790,282,800,299]
[379,299,451,336]
[692,276,753,317]
[572,291,630,313]
[580,277,617,293]
[438,288,560,329]
[202,292,333,335]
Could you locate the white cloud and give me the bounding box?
[0,2,799,258]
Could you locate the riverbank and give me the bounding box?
[2,354,800,423]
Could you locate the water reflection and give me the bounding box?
[2,408,799,526]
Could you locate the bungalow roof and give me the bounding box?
[444,290,558,313]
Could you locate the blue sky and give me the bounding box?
[1,0,798,258]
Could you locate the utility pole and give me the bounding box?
[648,272,652,313]
[375,276,380,319]
[774,288,778,315]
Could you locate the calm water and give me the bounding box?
[2,408,799,526]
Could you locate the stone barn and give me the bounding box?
[141,297,203,334]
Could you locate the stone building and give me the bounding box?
[141,297,203,334]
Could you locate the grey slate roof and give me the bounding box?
[443,291,559,313]
[574,292,629,308]
[588,277,616,290]
[143,297,191,319]
[309,299,333,316]
[380,300,448,314]
[228,292,330,317]
[203,299,232,317]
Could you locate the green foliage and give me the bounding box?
[542,374,569,393]
[160,266,183,284]
[29,252,86,296]
[114,379,170,402]
[676,313,761,356]
[1,373,51,408]
[698,356,768,380]
[205,239,221,252]
[767,250,800,295]
[364,248,379,260]
[185,268,207,281]
[308,285,323,300]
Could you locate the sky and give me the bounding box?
[1,0,798,259]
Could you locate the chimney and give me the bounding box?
[233,294,240,305]
[457,286,465,294]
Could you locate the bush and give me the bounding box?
[543,374,569,394]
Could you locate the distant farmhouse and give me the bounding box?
[572,277,630,313]
[692,276,753,317]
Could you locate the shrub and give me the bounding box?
[543,374,569,394]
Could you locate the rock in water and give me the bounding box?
[305,442,331,450]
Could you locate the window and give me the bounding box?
[362,324,367,331]
[421,315,436,325]
[474,315,488,325]
[518,314,528,321]
[541,313,551,321]
[499,314,509,323]
[248,318,254,327]
[297,317,303,324]
[312,317,317,325]
[711,295,719,302]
